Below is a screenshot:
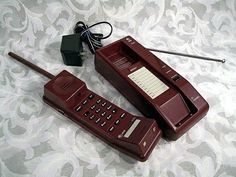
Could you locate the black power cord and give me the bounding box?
[74,21,113,54]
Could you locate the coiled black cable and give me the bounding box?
[74,21,113,54]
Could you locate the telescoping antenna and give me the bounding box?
[147,48,226,63]
[8,52,55,79]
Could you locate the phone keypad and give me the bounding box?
[75,92,128,134]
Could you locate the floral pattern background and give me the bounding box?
[0,0,236,176]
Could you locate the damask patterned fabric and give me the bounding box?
[0,0,236,176]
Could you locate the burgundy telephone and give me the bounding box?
[7,52,162,162]
[95,36,209,140]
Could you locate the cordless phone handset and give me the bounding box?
[7,52,162,162]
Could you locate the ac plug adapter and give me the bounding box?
[60,33,83,66]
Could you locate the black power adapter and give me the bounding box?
[60,33,83,66]
[60,21,113,66]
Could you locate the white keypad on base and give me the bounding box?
[128,67,169,99]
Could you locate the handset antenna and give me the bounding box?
[8,52,55,79]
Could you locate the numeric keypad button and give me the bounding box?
[115,119,120,125]
[82,100,88,105]
[95,108,101,113]
[90,105,96,110]
[88,94,94,99]
[84,111,90,117]
[112,108,117,114]
[101,112,106,117]
[101,102,107,107]
[96,99,101,104]
[95,118,101,123]
[76,105,82,112]
[89,115,95,120]
[101,121,106,127]
[109,126,115,132]
[120,113,126,119]
[107,105,112,110]
[106,114,112,120]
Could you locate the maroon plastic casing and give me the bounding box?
[95,36,209,140]
[43,70,162,161]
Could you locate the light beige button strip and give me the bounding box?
[128,67,169,99]
[124,119,140,138]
